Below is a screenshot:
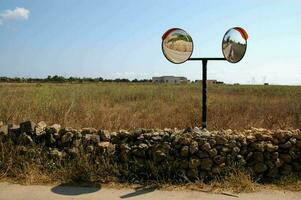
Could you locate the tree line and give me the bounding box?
[0,76,152,83]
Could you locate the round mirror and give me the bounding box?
[222,27,248,63]
[162,28,193,64]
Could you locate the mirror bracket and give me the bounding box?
[188,57,226,61]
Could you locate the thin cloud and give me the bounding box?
[0,7,30,25]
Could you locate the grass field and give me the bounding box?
[0,83,300,130]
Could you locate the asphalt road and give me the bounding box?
[223,43,245,62]
[0,182,300,200]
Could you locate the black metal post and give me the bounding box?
[202,59,207,129]
[188,57,226,129]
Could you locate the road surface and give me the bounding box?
[0,182,300,200]
[222,43,245,62]
[163,43,191,63]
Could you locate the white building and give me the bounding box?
[152,76,188,84]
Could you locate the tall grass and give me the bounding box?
[0,83,300,130]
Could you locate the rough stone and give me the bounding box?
[180,146,189,157]
[209,148,218,157]
[153,149,166,162]
[193,127,201,134]
[189,157,201,169]
[47,134,56,144]
[246,152,253,160]
[281,164,293,175]
[35,121,47,136]
[197,151,209,159]
[134,148,145,158]
[289,137,297,144]
[20,133,34,145]
[266,143,278,152]
[253,163,268,173]
[208,139,217,146]
[222,147,231,153]
[275,158,283,167]
[118,130,130,138]
[72,139,81,147]
[138,143,148,150]
[85,134,100,144]
[200,158,213,170]
[49,149,63,159]
[20,120,36,133]
[237,155,246,165]
[253,152,264,162]
[152,135,162,141]
[67,147,79,157]
[61,132,73,143]
[227,140,237,148]
[271,152,279,160]
[82,127,97,135]
[279,154,292,163]
[201,142,211,152]
[255,132,265,140]
[253,141,265,152]
[266,160,275,169]
[8,124,20,135]
[279,141,292,149]
[87,145,94,153]
[177,133,192,145]
[262,134,273,141]
[47,124,61,135]
[189,141,199,154]
[213,155,225,165]
[98,141,110,152]
[232,147,240,155]
[0,125,8,136]
[247,135,256,142]
[292,162,301,171]
[99,130,111,141]
[215,136,228,145]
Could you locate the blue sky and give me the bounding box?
[0,0,301,85]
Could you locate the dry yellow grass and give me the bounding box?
[0,83,300,130]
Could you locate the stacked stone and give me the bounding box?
[0,121,300,181]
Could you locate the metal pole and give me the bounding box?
[188,57,225,128]
[202,59,207,129]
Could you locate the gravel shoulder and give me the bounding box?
[0,182,300,200]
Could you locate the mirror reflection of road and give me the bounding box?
[223,43,245,62]
[163,45,191,63]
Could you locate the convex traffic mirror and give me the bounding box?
[222,27,248,63]
[161,28,193,64]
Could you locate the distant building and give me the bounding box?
[195,80,224,84]
[152,76,188,84]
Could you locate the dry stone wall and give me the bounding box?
[1,120,301,182]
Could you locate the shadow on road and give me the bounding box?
[51,183,101,196]
[120,185,158,199]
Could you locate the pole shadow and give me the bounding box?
[120,185,158,199]
[51,183,101,196]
